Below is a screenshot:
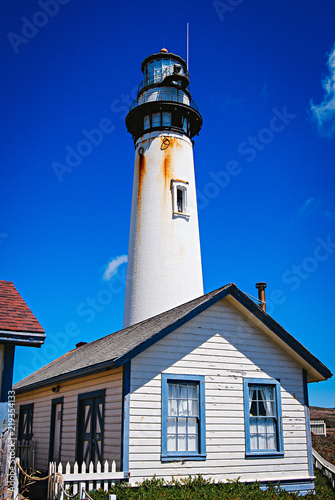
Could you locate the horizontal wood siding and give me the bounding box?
[129,299,309,484]
[14,368,123,472]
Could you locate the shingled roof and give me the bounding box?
[0,281,45,346]
[14,283,332,393]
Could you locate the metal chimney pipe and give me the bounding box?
[255,282,267,312]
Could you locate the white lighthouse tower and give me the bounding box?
[123,48,203,327]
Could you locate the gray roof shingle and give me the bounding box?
[14,283,332,392]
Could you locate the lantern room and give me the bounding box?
[126,49,202,141]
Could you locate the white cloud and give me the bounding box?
[298,197,315,217]
[103,255,128,281]
[310,43,335,137]
[297,198,334,220]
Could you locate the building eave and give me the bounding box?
[14,283,332,394]
[115,283,332,382]
[0,329,45,347]
[224,291,332,382]
[14,359,117,394]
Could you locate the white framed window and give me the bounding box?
[171,179,189,217]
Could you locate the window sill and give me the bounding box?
[173,212,190,219]
[246,451,284,459]
[161,454,206,462]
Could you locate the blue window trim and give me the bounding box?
[1,345,15,402]
[121,361,130,474]
[303,369,314,477]
[161,373,206,462]
[243,377,284,458]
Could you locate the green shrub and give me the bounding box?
[84,469,334,500]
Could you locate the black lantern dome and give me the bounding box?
[126,49,202,142]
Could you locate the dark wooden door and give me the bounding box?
[77,392,104,467]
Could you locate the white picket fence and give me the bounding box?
[48,460,129,500]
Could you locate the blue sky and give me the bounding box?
[1,0,335,407]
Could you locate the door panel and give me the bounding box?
[49,399,63,463]
[77,392,104,467]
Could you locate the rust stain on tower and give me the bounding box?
[137,152,146,210]
[135,152,146,259]
[162,137,179,187]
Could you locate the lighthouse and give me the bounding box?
[123,49,203,327]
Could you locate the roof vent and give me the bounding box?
[255,282,267,312]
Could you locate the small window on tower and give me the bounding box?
[181,117,188,133]
[152,112,161,127]
[177,188,183,212]
[162,112,172,126]
[171,180,189,218]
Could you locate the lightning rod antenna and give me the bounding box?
[187,22,189,71]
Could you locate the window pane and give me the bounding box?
[169,383,177,399]
[257,417,266,433]
[179,399,188,415]
[267,401,275,416]
[188,384,197,399]
[258,399,266,416]
[167,417,176,434]
[178,417,187,434]
[152,113,161,127]
[167,435,176,452]
[266,419,276,448]
[258,432,267,449]
[162,112,171,126]
[177,189,183,212]
[178,434,187,451]
[265,387,274,400]
[188,417,197,434]
[144,115,150,130]
[249,389,257,416]
[178,384,188,399]
[188,435,197,451]
[168,398,177,416]
[189,398,198,416]
[265,388,275,415]
[267,434,276,449]
[250,433,258,449]
[182,117,188,133]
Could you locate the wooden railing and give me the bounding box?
[312,447,335,489]
[48,460,129,500]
